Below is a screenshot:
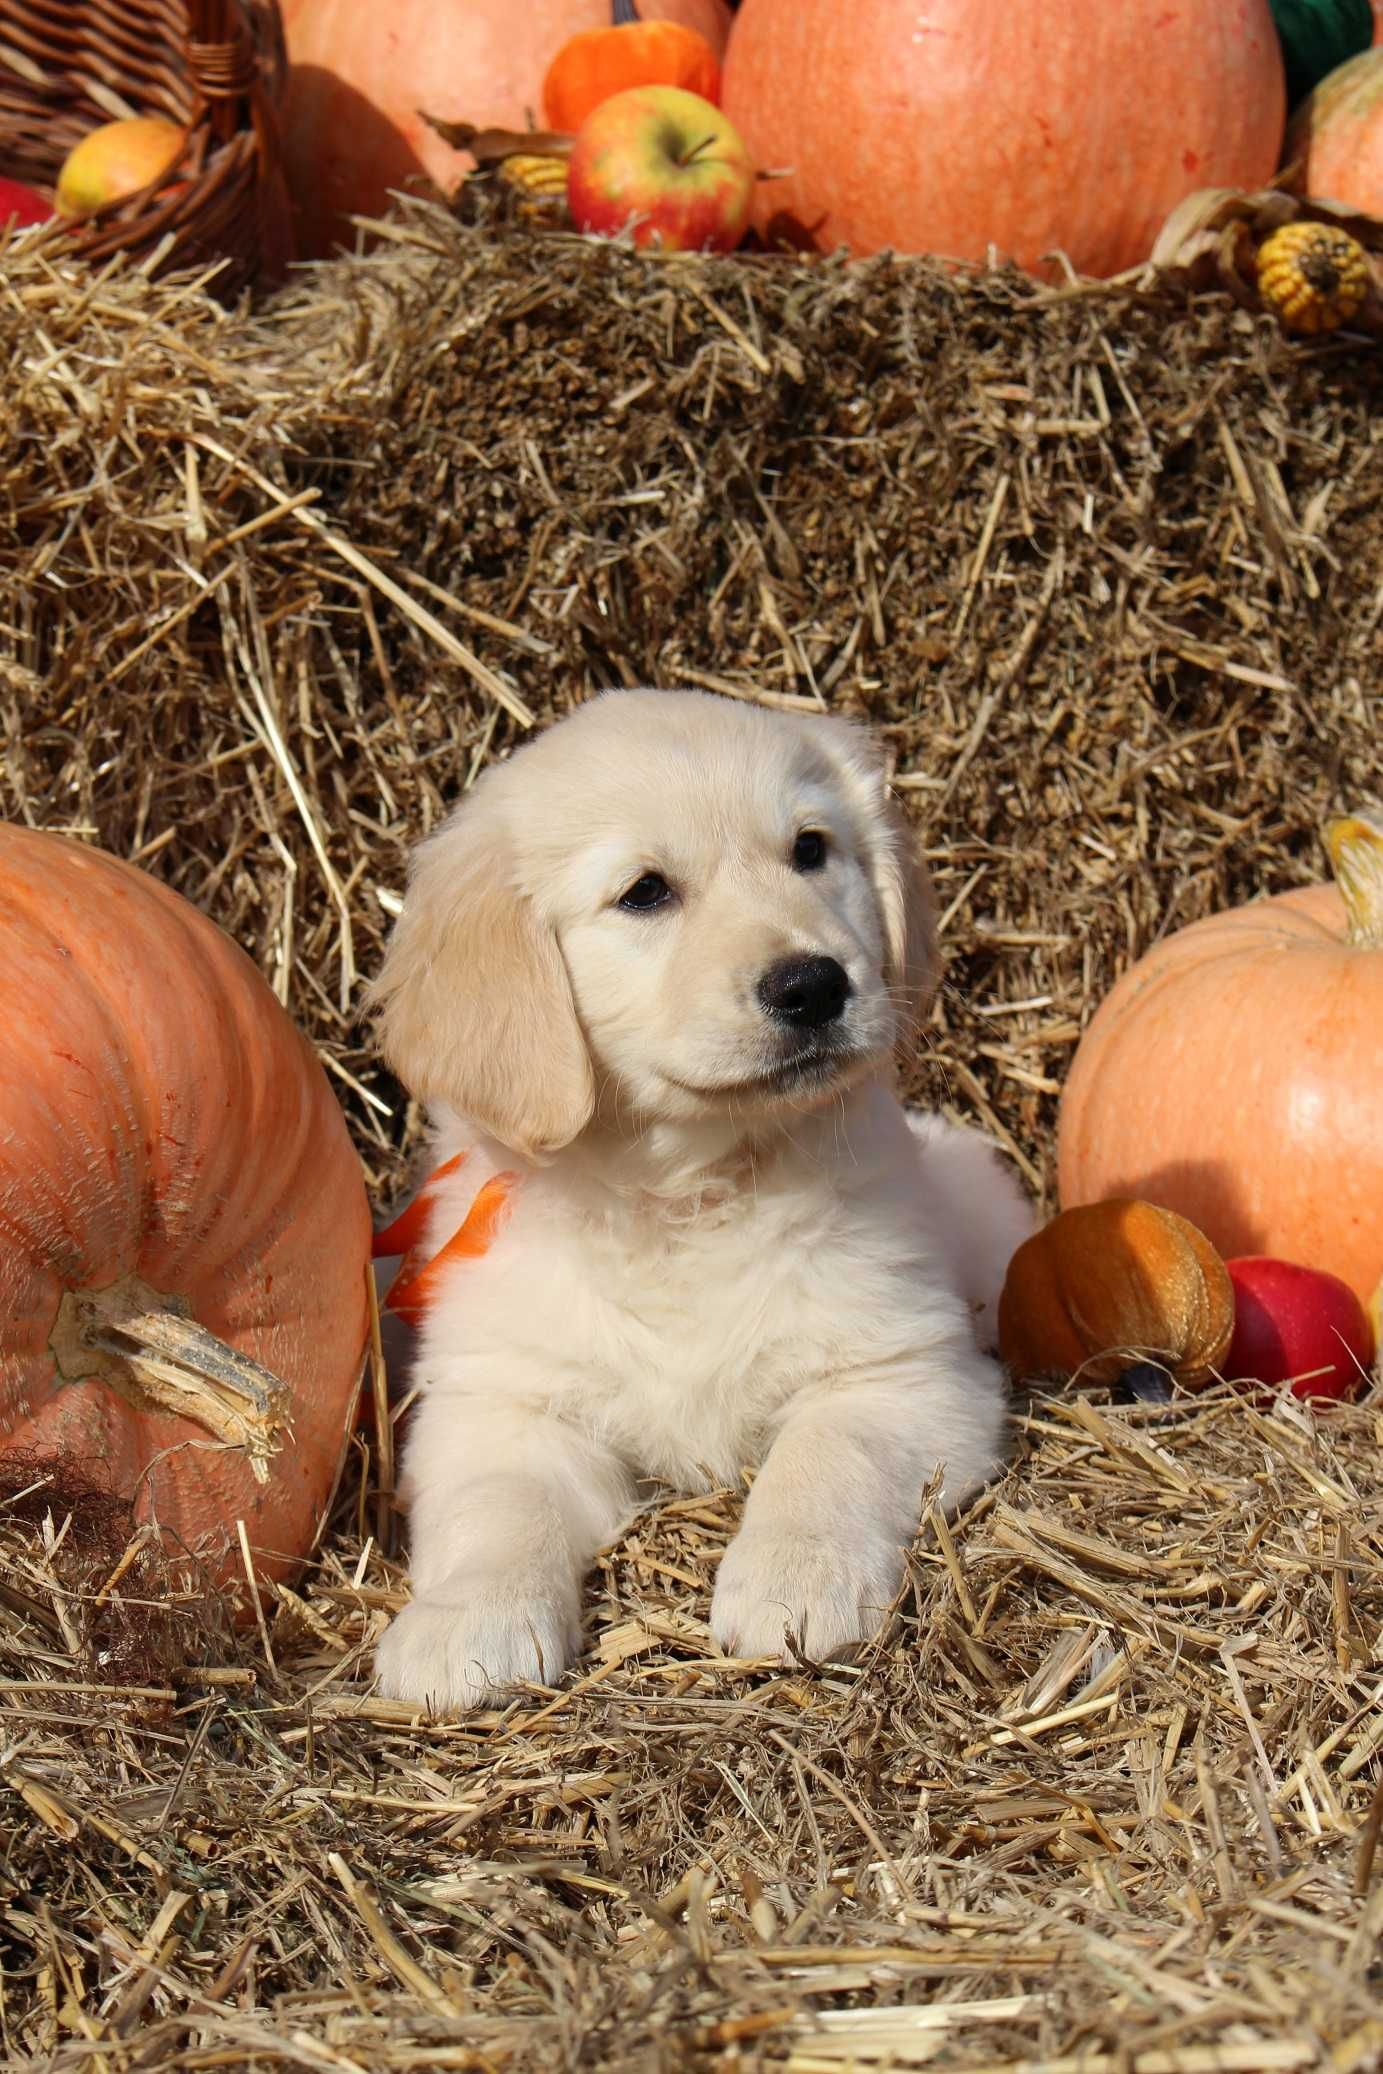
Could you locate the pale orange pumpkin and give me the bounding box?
[0,828,372,1588]
[1058,816,1383,1320]
[280,0,734,258]
[1285,47,1383,218]
[721,0,1286,276]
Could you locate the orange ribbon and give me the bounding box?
[373,1152,517,1328]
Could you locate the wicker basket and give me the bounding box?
[0,0,293,297]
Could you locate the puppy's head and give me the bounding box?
[369,690,938,1159]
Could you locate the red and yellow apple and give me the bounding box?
[0,175,55,231]
[56,117,187,219]
[566,84,753,253]
[1225,1256,1376,1403]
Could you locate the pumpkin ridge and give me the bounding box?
[1076,902,1352,1037]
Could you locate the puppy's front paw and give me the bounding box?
[374,1573,579,1715]
[710,1526,904,1665]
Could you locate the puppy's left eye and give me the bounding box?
[792,830,828,872]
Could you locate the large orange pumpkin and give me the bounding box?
[1058,816,1383,1320]
[721,0,1286,276]
[1285,47,1383,216]
[280,0,734,258]
[0,828,371,1588]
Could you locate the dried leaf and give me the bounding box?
[1151,183,1383,277]
[418,113,575,162]
[1148,185,1255,270]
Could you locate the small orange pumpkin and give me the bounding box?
[543,0,721,132]
[998,1200,1235,1389]
[1059,814,1383,1320]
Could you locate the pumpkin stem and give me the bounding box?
[1325,813,1383,950]
[49,1273,290,1485]
[612,0,642,22]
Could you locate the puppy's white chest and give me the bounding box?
[430,1176,880,1487]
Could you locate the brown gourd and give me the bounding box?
[998,1200,1235,1391]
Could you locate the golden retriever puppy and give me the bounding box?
[369,688,1031,1713]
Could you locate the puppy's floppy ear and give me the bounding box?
[810,720,940,1036]
[367,797,595,1162]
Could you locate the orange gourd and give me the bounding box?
[280,0,733,258]
[1285,47,1383,217]
[0,828,371,1588]
[543,1,720,132]
[55,117,187,219]
[721,0,1286,276]
[998,1201,1235,1388]
[1059,815,1383,1321]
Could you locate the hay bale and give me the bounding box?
[2,210,1382,2069]
[4,203,1380,1196]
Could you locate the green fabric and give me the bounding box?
[1271,0,1374,109]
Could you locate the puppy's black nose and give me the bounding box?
[757,954,851,1028]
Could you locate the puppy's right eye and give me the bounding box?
[617,872,674,913]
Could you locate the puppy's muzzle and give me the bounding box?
[756,954,852,1030]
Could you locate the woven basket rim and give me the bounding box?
[0,0,292,295]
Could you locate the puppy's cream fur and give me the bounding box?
[370,690,1031,1713]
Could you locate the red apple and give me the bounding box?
[0,175,55,232]
[1225,1256,1376,1403]
[566,84,753,254]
